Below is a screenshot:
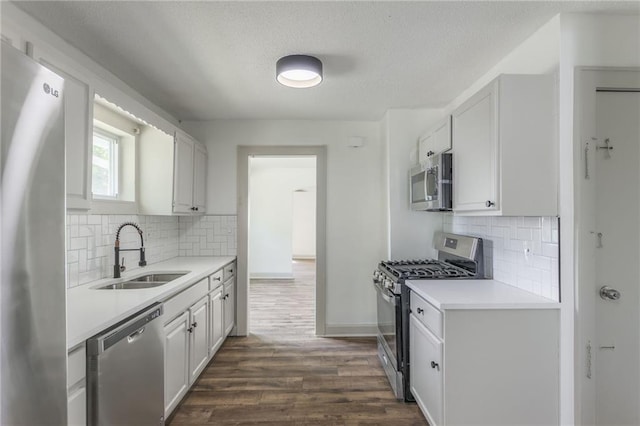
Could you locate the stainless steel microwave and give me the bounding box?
[409,152,452,211]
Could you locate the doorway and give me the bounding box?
[237,146,327,336]
[577,69,640,425]
[247,156,316,336]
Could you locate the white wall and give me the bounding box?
[248,158,315,278]
[559,13,640,426]
[184,120,383,330]
[382,109,445,260]
[292,190,316,258]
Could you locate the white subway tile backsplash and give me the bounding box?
[178,215,237,257]
[444,215,560,301]
[66,213,238,288]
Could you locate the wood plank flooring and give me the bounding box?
[168,260,427,425]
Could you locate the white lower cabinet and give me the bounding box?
[162,262,236,419]
[409,291,560,426]
[188,296,210,383]
[67,344,87,426]
[209,285,225,354]
[223,279,236,337]
[164,311,190,416]
[410,315,443,426]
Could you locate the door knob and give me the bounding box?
[599,286,621,301]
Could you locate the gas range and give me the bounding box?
[373,232,484,401]
[375,259,477,294]
[374,232,484,295]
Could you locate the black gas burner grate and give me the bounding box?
[380,259,475,280]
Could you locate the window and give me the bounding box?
[92,127,120,198]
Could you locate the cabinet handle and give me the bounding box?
[192,321,197,328]
[427,150,434,157]
[431,361,440,371]
[485,200,495,208]
[213,276,221,281]
[187,326,193,333]
[416,307,424,314]
[195,207,199,211]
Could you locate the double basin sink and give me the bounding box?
[96,272,188,290]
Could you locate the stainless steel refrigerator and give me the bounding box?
[1,42,68,424]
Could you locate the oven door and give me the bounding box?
[374,280,401,369]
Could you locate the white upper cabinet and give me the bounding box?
[452,74,556,216]
[35,52,93,210]
[173,132,207,214]
[173,132,196,214]
[139,128,207,215]
[193,143,207,212]
[418,116,452,164]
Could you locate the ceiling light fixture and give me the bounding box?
[276,55,323,88]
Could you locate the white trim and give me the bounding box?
[238,145,327,337]
[249,273,294,280]
[323,324,378,337]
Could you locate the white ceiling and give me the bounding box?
[14,1,640,121]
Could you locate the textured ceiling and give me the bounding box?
[14,1,640,121]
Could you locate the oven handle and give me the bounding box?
[374,280,397,306]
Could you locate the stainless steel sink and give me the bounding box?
[95,272,188,290]
[128,273,187,282]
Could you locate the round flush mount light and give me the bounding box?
[276,55,323,88]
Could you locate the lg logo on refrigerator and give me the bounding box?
[43,82,59,98]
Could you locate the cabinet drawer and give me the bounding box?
[67,344,86,387]
[223,262,235,280]
[410,293,443,339]
[163,278,208,323]
[209,269,223,290]
[67,385,87,426]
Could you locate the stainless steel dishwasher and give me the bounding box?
[87,303,164,426]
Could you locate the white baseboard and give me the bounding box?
[249,272,294,280]
[322,324,378,337]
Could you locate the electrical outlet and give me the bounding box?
[523,241,531,262]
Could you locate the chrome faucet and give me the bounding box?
[113,222,147,278]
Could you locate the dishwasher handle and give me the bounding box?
[127,326,146,343]
[88,303,163,355]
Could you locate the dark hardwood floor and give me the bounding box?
[168,260,427,425]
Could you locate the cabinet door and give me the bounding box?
[164,311,190,417]
[67,386,86,426]
[39,60,92,210]
[410,314,443,426]
[223,281,236,337]
[418,133,434,164]
[173,132,195,213]
[192,143,207,213]
[432,116,452,155]
[209,287,224,355]
[452,81,499,212]
[189,296,210,383]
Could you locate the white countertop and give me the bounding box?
[66,256,235,349]
[406,279,560,310]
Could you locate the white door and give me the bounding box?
[189,296,210,384]
[410,315,443,426]
[594,90,640,426]
[173,132,195,213]
[193,143,207,212]
[209,286,224,355]
[164,311,190,416]
[224,281,236,336]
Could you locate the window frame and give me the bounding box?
[91,126,120,200]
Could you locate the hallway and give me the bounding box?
[168,260,426,425]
